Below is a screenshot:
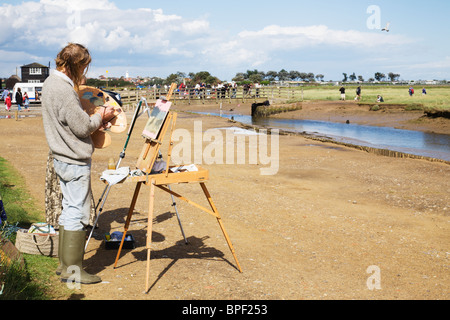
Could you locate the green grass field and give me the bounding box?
[0,157,71,300]
[299,85,450,111]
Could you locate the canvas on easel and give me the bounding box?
[135,84,177,173]
[142,99,172,140]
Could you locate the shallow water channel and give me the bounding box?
[196,112,450,162]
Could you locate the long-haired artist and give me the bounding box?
[42,43,115,285]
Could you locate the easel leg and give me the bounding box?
[114,182,142,269]
[168,185,188,244]
[145,179,156,293]
[200,183,243,273]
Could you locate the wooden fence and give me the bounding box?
[118,86,305,110]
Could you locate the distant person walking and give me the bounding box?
[422,87,427,95]
[23,92,30,111]
[5,93,12,111]
[409,86,414,97]
[355,86,361,101]
[339,86,346,100]
[16,87,23,111]
[1,89,9,101]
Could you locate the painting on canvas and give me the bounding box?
[142,99,172,140]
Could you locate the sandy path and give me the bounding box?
[0,102,448,300]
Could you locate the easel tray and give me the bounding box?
[124,165,209,186]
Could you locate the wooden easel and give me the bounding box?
[112,84,242,293]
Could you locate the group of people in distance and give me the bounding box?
[177,81,240,99]
[1,87,31,112]
[338,85,428,103]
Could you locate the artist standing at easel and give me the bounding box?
[42,43,115,285]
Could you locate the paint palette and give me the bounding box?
[78,86,127,149]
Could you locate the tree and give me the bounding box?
[278,69,290,81]
[245,69,265,80]
[176,71,186,82]
[249,73,263,83]
[165,73,179,85]
[306,72,315,82]
[289,71,301,81]
[316,74,325,82]
[205,75,219,85]
[388,72,400,82]
[232,73,246,82]
[374,72,386,81]
[342,73,348,82]
[192,71,212,83]
[265,71,278,82]
[349,73,357,81]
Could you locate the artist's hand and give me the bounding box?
[100,122,112,130]
[96,106,115,123]
[102,106,115,122]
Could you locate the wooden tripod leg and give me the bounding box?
[145,179,156,293]
[114,182,142,269]
[200,183,243,273]
[165,113,177,177]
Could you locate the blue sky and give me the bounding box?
[1,0,449,82]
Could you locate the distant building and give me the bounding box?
[21,62,50,83]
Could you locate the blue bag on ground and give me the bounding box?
[0,194,7,224]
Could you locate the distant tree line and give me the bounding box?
[342,72,401,83]
[158,69,323,85]
[231,69,323,84]
[229,69,402,84]
[136,69,324,87]
[86,69,403,89]
[142,71,221,87]
[86,78,134,88]
[231,69,401,84]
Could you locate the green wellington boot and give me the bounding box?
[60,229,102,285]
[55,226,65,275]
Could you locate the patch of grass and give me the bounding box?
[298,85,450,111]
[0,157,41,228]
[0,255,55,300]
[404,103,424,111]
[0,157,72,300]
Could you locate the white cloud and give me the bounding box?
[40,0,117,11]
[0,0,209,53]
[238,24,413,49]
[0,0,443,81]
